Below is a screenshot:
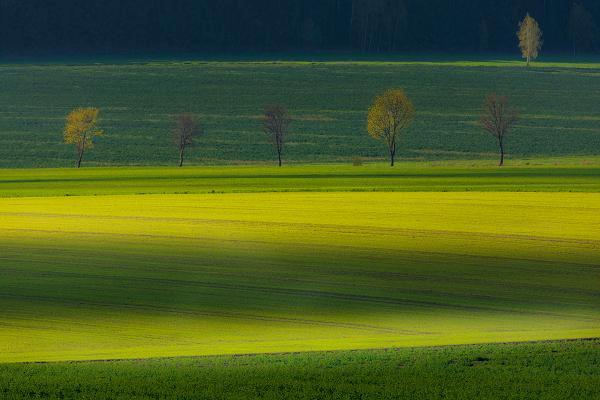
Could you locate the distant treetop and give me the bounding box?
[0,0,598,55]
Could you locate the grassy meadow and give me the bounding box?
[0,57,599,168]
[1,340,599,399]
[2,161,600,198]
[1,55,600,398]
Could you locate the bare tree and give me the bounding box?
[479,94,519,167]
[263,105,290,167]
[172,114,202,167]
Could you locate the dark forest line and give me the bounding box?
[0,0,598,56]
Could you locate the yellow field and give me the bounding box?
[1,192,599,362]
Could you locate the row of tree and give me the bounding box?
[367,90,517,167]
[62,13,538,168]
[1,0,598,55]
[63,91,518,169]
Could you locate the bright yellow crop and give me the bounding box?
[0,192,599,362]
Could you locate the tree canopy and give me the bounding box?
[172,114,202,167]
[518,13,543,65]
[367,89,415,167]
[63,107,103,168]
[479,94,519,166]
[263,105,291,167]
[0,0,598,55]
[568,2,599,55]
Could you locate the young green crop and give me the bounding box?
[2,161,600,197]
[0,58,598,167]
[1,340,598,399]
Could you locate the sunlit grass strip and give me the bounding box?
[1,162,600,198]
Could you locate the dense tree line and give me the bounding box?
[0,0,598,55]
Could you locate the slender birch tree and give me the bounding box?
[517,13,543,67]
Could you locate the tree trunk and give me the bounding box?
[389,140,397,167]
[179,148,184,167]
[76,134,87,168]
[278,151,282,167]
[526,55,530,67]
[498,140,505,167]
[77,147,84,168]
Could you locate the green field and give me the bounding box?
[1,55,600,398]
[1,340,599,399]
[1,163,599,364]
[1,57,599,168]
[2,161,600,198]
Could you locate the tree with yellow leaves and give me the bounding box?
[367,89,415,167]
[517,13,543,67]
[63,108,103,168]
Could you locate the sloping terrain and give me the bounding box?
[1,185,598,362]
